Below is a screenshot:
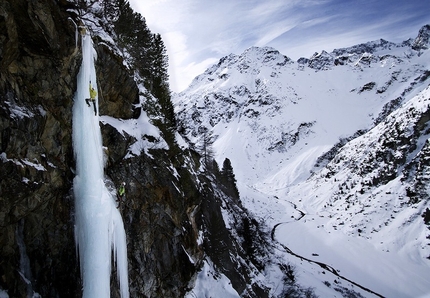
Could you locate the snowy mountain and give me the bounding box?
[1,0,430,296]
[174,25,430,297]
[1,1,305,297]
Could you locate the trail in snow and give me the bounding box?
[271,196,430,298]
[271,221,383,298]
[72,31,129,298]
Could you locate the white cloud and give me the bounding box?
[254,23,297,47]
[128,0,430,92]
[179,57,220,90]
[162,31,189,91]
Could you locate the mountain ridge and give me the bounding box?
[174,24,430,297]
[1,0,429,295]
[180,24,430,95]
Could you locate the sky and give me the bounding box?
[128,0,430,93]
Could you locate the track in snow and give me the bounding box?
[270,203,384,298]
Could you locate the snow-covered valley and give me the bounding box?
[175,25,430,297]
[1,1,430,296]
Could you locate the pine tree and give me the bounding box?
[132,21,153,79]
[222,158,235,183]
[151,34,175,129]
[221,158,240,199]
[102,0,177,151]
[210,159,221,177]
[104,0,153,78]
[111,0,135,44]
[200,130,215,169]
[151,34,169,81]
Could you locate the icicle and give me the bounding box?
[72,27,129,298]
[16,220,39,297]
[68,17,78,49]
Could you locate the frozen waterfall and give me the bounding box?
[72,31,129,298]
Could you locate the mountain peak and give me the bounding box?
[412,24,430,50]
[221,46,293,69]
[185,46,293,93]
[242,46,286,58]
[332,38,397,56]
[239,46,292,67]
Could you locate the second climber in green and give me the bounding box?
[117,182,126,206]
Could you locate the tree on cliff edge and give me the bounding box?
[102,0,177,147]
[150,33,176,130]
[221,158,240,200]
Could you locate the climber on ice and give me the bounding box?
[117,182,126,206]
[85,82,97,116]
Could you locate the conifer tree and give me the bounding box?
[102,0,177,150]
[111,0,135,44]
[221,158,240,199]
[151,33,175,129]
[210,159,221,177]
[201,130,215,169]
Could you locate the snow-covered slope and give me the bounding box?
[174,25,430,297]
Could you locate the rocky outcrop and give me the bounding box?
[94,41,140,119]
[104,137,202,297]
[1,1,270,297]
[307,50,334,70]
[0,0,157,296]
[0,0,80,296]
[412,24,430,50]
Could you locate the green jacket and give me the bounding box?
[118,185,125,197]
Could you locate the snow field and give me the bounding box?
[184,47,430,296]
[275,215,430,298]
[185,260,240,298]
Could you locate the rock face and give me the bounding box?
[0,0,80,296]
[94,41,140,120]
[412,24,430,50]
[1,1,269,297]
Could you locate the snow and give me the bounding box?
[0,153,46,171]
[72,30,129,297]
[274,214,430,298]
[5,101,35,119]
[176,40,430,297]
[264,83,430,297]
[100,109,167,158]
[185,260,240,298]
[21,159,46,171]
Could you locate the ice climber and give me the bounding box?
[86,82,97,115]
[117,182,126,205]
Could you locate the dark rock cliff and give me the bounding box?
[0,0,80,296]
[0,1,269,297]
